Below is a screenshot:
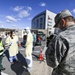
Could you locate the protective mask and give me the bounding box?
[13,33,15,36]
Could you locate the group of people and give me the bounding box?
[0,27,36,74]
[0,9,75,75]
[0,31,19,74]
[45,9,75,75]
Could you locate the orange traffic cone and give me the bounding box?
[38,52,44,61]
[38,48,44,61]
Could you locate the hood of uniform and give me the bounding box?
[25,27,31,33]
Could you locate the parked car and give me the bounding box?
[35,35,41,46]
[37,31,46,41]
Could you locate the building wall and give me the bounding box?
[45,10,56,29]
[32,10,56,30]
[31,10,56,36]
[32,12,46,29]
[45,10,56,36]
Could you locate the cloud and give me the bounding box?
[12,24,17,27]
[5,16,17,23]
[17,18,21,21]
[71,9,75,13]
[27,6,32,11]
[40,2,46,7]
[0,24,4,28]
[1,25,4,28]
[11,6,32,19]
[27,17,32,20]
[0,21,5,28]
[12,6,24,11]
[0,21,3,24]
[18,10,30,18]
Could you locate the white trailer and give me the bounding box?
[15,29,27,38]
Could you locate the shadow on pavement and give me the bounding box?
[17,52,28,67]
[4,50,28,67]
[32,53,39,60]
[11,61,31,75]
[4,50,31,75]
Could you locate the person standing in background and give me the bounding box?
[32,32,36,51]
[5,31,19,64]
[25,27,33,72]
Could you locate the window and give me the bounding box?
[36,19,39,29]
[40,17,43,29]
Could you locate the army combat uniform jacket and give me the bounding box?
[46,25,75,75]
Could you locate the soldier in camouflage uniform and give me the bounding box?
[45,9,75,75]
[0,36,5,74]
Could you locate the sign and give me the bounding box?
[48,15,52,20]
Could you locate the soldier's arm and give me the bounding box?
[45,36,67,68]
[45,38,58,68]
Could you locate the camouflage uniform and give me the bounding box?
[0,41,4,71]
[46,25,75,75]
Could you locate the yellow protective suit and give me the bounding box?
[25,33,33,57]
[6,35,18,57]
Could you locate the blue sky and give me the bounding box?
[0,0,75,29]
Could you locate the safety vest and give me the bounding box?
[0,41,4,55]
